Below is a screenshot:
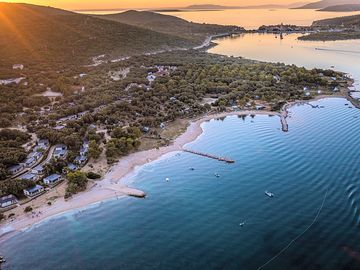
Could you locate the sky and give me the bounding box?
[5,0,306,10]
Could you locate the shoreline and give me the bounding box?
[0,95,350,242]
[0,108,289,242]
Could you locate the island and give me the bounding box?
[298,14,360,41]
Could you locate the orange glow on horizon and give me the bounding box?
[2,0,305,10]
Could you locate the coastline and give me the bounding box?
[0,109,289,242]
[0,94,355,242]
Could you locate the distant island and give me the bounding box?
[96,10,244,43]
[299,14,360,40]
[295,0,360,9]
[317,3,360,11]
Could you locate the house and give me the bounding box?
[147,74,156,82]
[54,125,66,130]
[13,64,24,70]
[24,185,44,197]
[32,165,45,175]
[43,174,62,185]
[67,163,78,171]
[25,157,37,168]
[37,139,49,149]
[8,164,24,175]
[74,155,87,165]
[20,172,38,181]
[29,151,43,161]
[53,144,68,159]
[0,195,18,208]
[80,147,88,156]
[255,104,266,110]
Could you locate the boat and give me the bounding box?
[239,222,245,227]
[165,177,170,182]
[189,167,195,171]
[214,173,220,178]
[265,191,274,197]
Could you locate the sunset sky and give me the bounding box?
[4,0,306,10]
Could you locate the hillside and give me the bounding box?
[318,3,360,11]
[312,14,360,26]
[299,14,360,40]
[97,10,244,43]
[296,0,360,9]
[0,3,194,69]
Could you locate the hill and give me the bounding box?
[97,10,244,43]
[318,3,360,11]
[0,3,194,69]
[312,14,360,26]
[296,0,360,9]
[184,4,288,9]
[299,14,360,40]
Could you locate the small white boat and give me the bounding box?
[165,177,170,182]
[214,173,220,178]
[239,222,245,227]
[265,191,274,197]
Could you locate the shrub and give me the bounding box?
[86,172,101,179]
[24,206,33,213]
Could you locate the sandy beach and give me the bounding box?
[0,109,289,241]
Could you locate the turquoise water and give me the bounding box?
[1,98,360,269]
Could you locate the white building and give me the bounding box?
[43,174,62,185]
[24,185,44,197]
[0,195,18,208]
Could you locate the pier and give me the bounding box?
[183,149,235,163]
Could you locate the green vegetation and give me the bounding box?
[299,14,360,41]
[86,172,101,179]
[106,127,142,163]
[65,171,88,198]
[98,10,243,43]
[299,31,360,41]
[0,3,194,69]
[0,179,34,197]
[312,14,360,27]
[24,206,33,213]
[88,140,102,160]
[0,129,31,180]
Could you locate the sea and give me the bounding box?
[1,9,360,270]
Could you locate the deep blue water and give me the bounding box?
[1,98,360,270]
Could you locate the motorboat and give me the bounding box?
[265,191,274,197]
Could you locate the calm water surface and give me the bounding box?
[1,98,360,270]
[161,9,360,29]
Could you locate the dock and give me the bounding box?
[183,149,235,163]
